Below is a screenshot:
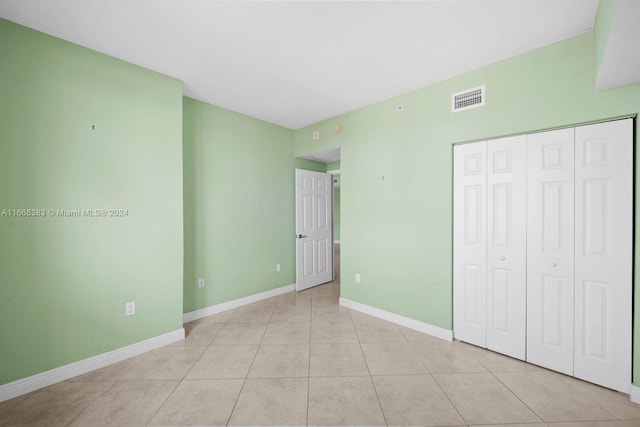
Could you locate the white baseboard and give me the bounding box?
[183,283,296,323]
[339,297,453,342]
[0,328,185,403]
[630,385,640,404]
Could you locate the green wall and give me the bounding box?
[183,98,297,312]
[0,19,184,385]
[294,158,327,173]
[327,161,341,171]
[294,32,640,383]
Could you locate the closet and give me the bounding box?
[453,118,633,393]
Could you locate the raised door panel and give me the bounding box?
[486,135,526,360]
[526,128,575,375]
[453,142,487,347]
[574,119,632,393]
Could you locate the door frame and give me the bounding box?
[328,168,341,281]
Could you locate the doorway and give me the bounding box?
[295,148,341,291]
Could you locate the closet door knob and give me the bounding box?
[551,262,557,268]
[499,256,505,261]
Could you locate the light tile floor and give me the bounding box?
[2,279,640,426]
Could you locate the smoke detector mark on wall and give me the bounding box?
[452,85,485,112]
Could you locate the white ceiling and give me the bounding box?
[0,0,598,129]
[299,147,341,164]
[595,0,640,91]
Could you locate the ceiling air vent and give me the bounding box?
[451,85,485,112]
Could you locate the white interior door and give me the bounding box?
[486,136,527,360]
[574,119,632,393]
[526,128,575,375]
[453,141,487,348]
[295,169,333,292]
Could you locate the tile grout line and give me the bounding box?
[143,314,228,426]
[224,306,272,426]
[307,303,313,426]
[61,380,119,427]
[143,380,182,427]
[354,309,389,427]
[492,369,622,423]
[428,369,470,426]
[459,343,621,423]
[449,343,542,424]
[486,367,546,423]
[553,372,629,422]
[64,349,157,426]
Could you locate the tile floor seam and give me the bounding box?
[487,369,547,423]
[428,372,469,426]
[60,380,118,427]
[555,373,632,422]
[406,337,433,375]
[182,337,220,379]
[223,346,260,426]
[367,375,389,427]
[224,377,247,427]
[356,326,389,426]
[306,321,312,427]
[224,314,272,425]
[142,379,181,427]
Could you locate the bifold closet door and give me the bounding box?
[453,141,487,348]
[526,128,575,375]
[574,119,632,393]
[486,136,527,360]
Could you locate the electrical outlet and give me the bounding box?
[125,301,136,316]
[276,263,281,272]
[197,277,205,288]
[312,130,320,141]
[355,273,361,284]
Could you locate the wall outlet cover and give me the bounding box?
[125,301,136,316]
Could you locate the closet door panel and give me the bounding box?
[574,119,632,393]
[486,136,527,360]
[526,128,575,375]
[453,142,487,347]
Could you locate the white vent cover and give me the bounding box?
[451,85,485,112]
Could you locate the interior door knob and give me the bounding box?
[551,262,557,268]
[297,234,307,239]
[499,256,505,261]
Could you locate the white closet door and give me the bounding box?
[453,141,487,347]
[574,119,632,393]
[526,128,575,374]
[485,136,527,360]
